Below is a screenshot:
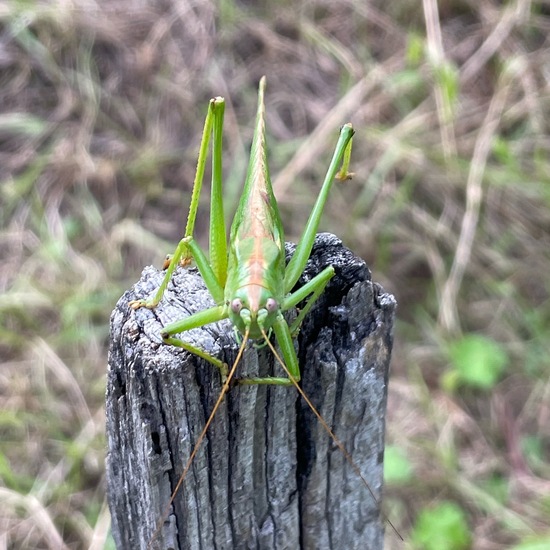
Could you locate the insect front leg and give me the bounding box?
[160,304,229,378]
[237,267,335,386]
[129,237,193,310]
[129,234,225,309]
[238,312,297,386]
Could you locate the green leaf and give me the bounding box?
[483,473,509,504]
[434,61,459,105]
[0,452,34,492]
[492,136,518,168]
[412,501,471,550]
[406,33,424,65]
[384,445,413,484]
[521,435,545,471]
[447,335,508,390]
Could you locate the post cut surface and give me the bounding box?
[106,233,396,550]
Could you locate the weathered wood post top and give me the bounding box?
[106,233,396,550]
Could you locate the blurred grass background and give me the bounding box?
[1,0,549,548]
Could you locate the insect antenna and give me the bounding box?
[260,329,403,541]
[147,330,250,549]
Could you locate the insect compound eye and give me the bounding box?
[265,298,278,313]
[231,298,243,313]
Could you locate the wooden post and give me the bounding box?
[106,233,396,550]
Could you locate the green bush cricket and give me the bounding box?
[130,76,400,546]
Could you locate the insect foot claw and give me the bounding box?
[129,299,156,310]
[219,363,229,384]
[336,170,355,181]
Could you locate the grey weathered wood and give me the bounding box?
[106,233,396,550]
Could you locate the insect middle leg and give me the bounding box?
[238,265,335,386]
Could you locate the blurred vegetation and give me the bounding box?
[1,0,549,548]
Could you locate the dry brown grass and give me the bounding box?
[1,0,549,548]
